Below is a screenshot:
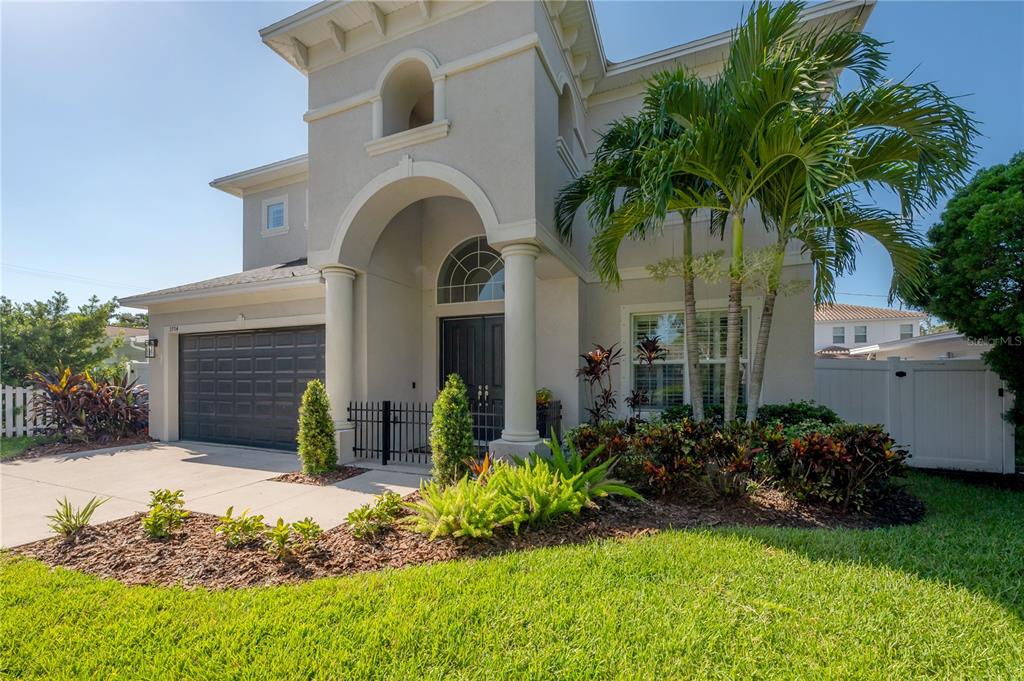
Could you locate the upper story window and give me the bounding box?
[261,195,289,237]
[437,237,504,304]
[854,325,867,344]
[900,323,914,340]
[381,59,434,136]
[832,326,846,344]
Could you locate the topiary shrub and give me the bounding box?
[297,379,336,474]
[430,374,475,486]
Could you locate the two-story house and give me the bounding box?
[814,303,928,353]
[122,0,874,458]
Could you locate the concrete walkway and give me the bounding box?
[0,441,425,548]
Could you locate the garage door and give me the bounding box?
[179,326,326,450]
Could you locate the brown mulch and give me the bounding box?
[270,466,369,486]
[12,487,924,590]
[5,434,155,461]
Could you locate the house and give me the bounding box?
[848,330,991,360]
[121,0,874,457]
[814,303,927,353]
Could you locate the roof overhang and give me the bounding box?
[120,269,322,309]
[848,331,969,356]
[209,154,309,197]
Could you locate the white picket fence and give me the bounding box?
[815,358,1016,474]
[1,386,40,437]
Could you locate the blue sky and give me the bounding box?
[2,1,1022,311]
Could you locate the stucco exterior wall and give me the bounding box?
[242,180,309,270]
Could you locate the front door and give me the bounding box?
[440,315,504,442]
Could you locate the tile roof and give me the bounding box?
[814,303,928,322]
[121,259,318,305]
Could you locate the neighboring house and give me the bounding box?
[814,303,927,353]
[849,330,992,360]
[122,0,873,455]
[104,326,148,364]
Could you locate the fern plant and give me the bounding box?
[405,476,515,540]
[47,496,107,540]
[430,374,475,486]
[297,379,336,474]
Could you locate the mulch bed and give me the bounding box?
[270,466,370,486]
[12,487,925,590]
[5,435,155,462]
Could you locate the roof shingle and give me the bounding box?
[814,302,927,322]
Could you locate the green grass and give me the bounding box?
[0,435,48,460]
[2,473,1022,679]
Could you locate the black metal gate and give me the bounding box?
[348,399,560,465]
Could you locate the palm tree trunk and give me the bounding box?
[746,239,786,422]
[723,208,745,422]
[681,213,705,421]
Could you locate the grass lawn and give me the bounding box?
[0,435,48,460]
[2,473,1022,679]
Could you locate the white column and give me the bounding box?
[323,264,356,429]
[499,243,541,444]
[432,75,446,122]
[371,96,383,139]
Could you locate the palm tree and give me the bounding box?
[743,78,977,420]
[612,1,888,421]
[555,102,712,421]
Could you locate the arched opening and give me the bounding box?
[557,84,574,143]
[437,236,504,304]
[381,59,434,136]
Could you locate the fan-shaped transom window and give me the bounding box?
[437,237,504,304]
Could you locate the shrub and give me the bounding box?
[264,517,324,559]
[756,400,842,427]
[660,403,746,425]
[142,489,189,539]
[486,459,588,533]
[47,496,107,540]
[346,491,404,539]
[297,379,336,474]
[768,424,908,511]
[215,506,266,548]
[430,374,475,486]
[405,476,513,540]
[27,368,148,441]
[531,433,641,502]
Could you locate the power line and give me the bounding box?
[2,263,144,293]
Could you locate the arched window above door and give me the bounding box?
[437,237,504,304]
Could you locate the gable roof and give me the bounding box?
[814,303,928,323]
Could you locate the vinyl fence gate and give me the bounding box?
[814,358,1016,473]
[1,386,39,438]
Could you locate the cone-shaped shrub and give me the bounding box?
[430,374,475,485]
[297,379,336,474]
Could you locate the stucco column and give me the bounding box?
[498,243,541,446]
[323,264,356,430]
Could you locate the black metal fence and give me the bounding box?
[348,399,561,465]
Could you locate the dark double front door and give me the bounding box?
[440,315,504,441]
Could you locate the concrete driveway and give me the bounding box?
[0,442,425,548]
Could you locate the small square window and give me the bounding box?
[832,326,845,344]
[267,202,285,229]
[900,323,914,340]
[854,325,867,344]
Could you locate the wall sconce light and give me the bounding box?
[145,338,159,359]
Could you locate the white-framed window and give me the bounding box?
[629,309,748,409]
[900,323,914,340]
[260,195,289,236]
[436,237,504,304]
[832,326,846,344]
[854,325,867,344]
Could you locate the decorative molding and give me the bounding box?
[290,37,309,69]
[327,20,345,53]
[260,194,290,238]
[166,313,326,336]
[364,119,450,157]
[555,136,579,177]
[368,2,386,36]
[416,0,430,19]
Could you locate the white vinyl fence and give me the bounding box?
[1,386,40,438]
[815,358,1016,474]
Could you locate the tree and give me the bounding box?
[430,374,475,485]
[911,153,1024,454]
[0,293,120,386]
[297,379,337,474]
[111,311,149,328]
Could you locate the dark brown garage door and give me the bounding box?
[179,326,326,450]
